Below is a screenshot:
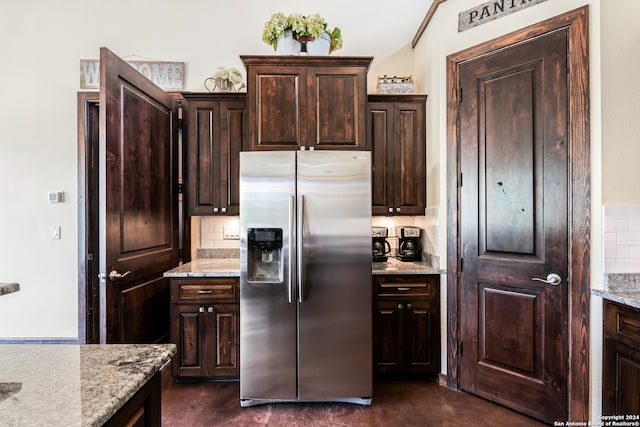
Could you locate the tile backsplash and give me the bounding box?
[603,205,640,273]
[193,208,441,267]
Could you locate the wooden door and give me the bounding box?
[458,30,568,423]
[99,47,179,343]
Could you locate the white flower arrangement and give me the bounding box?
[262,13,342,54]
[205,67,245,92]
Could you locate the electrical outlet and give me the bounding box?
[223,226,240,240]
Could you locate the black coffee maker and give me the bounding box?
[372,227,392,262]
[397,226,422,261]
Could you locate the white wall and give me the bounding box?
[0,0,424,339]
[411,0,603,420]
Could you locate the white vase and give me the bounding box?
[305,32,331,56]
[276,30,302,55]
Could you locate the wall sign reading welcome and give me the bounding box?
[80,59,185,91]
[459,0,548,32]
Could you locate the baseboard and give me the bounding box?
[0,338,79,344]
[438,373,447,387]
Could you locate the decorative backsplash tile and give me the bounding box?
[196,208,442,268]
[603,205,640,273]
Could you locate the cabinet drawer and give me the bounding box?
[375,276,438,299]
[171,278,238,303]
[605,301,640,348]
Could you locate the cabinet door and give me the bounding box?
[246,66,306,151]
[307,66,368,150]
[603,338,640,415]
[404,300,439,373]
[368,102,394,215]
[219,100,244,215]
[373,300,403,374]
[242,56,372,151]
[210,303,240,378]
[368,96,427,216]
[392,102,425,215]
[186,99,220,215]
[171,303,209,378]
[185,94,245,215]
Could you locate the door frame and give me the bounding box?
[446,6,590,421]
[77,91,100,344]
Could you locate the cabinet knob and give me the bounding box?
[214,207,219,213]
[388,208,393,213]
[221,208,227,213]
[199,307,205,313]
[207,307,214,313]
[398,304,403,310]
[407,303,412,309]
[396,207,401,213]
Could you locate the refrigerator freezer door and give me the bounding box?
[296,151,373,401]
[240,151,297,403]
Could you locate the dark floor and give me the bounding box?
[161,374,548,426]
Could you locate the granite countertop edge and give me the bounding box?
[164,257,445,278]
[0,343,176,427]
[592,288,640,311]
[593,272,640,310]
[0,283,20,296]
[88,343,176,426]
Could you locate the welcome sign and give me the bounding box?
[459,0,548,32]
[80,59,185,91]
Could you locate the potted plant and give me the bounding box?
[262,13,343,55]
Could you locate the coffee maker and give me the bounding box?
[372,226,392,262]
[397,226,422,262]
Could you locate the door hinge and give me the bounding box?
[460,342,463,358]
[87,253,94,261]
[460,258,463,273]
[459,87,463,102]
[178,106,184,129]
[178,183,184,194]
[459,172,463,187]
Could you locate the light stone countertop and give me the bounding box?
[0,343,175,427]
[593,272,640,310]
[0,283,20,296]
[163,257,444,278]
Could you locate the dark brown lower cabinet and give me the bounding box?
[170,278,239,379]
[603,300,640,416]
[104,371,161,427]
[373,274,440,376]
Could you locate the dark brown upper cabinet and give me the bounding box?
[241,56,372,151]
[183,93,245,216]
[368,94,427,216]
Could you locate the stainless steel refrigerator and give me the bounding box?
[239,150,372,407]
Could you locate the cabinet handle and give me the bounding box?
[397,287,411,291]
[198,290,213,294]
[407,303,412,309]
[396,207,401,213]
[398,304,404,309]
[199,307,205,313]
[214,207,219,213]
[388,208,393,213]
[221,208,227,213]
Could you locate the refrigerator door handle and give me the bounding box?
[288,195,295,304]
[297,194,304,303]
